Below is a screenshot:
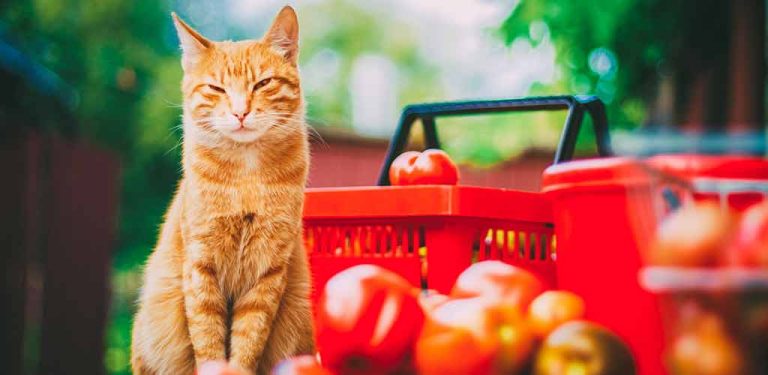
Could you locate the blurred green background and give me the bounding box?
[2,0,765,373]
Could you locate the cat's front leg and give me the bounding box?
[229,264,288,372]
[183,241,228,366]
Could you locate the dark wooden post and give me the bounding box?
[0,132,43,375]
[39,136,120,375]
[0,131,119,375]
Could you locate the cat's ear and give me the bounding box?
[264,6,299,64]
[172,12,211,71]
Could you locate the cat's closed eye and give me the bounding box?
[207,84,226,93]
[253,78,272,92]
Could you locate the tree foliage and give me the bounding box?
[500,0,732,127]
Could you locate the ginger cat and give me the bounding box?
[131,6,314,374]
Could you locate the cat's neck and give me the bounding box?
[181,134,308,187]
[179,135,308,216]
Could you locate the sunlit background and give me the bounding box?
[2,0,766,374]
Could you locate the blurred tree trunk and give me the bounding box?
[677,0,765,148]
[676,1,730,130]
[728,0,765,132]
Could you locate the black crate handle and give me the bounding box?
[377,95,612,185]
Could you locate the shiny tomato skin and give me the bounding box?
[668,311,744,375]
[415,297,498,375]
[415,297,535,375]
[451,261,546,309]
[389,149,459,186]
[270,356,333,375]
[534,321,636,375]
[416,326,494,375]
[650,201,734,267]
[389,151,420,186]
[316,265,424,375]
[528,291,586,338]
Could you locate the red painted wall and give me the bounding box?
[307,134,552,192]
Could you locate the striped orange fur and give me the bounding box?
[130,6,315,374]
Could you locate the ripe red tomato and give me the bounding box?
[389,149,459,186]
[415,297,534,375]
[725,200,768,267]
[416,324,494,375]
[316,265,424,375]
[450,261,546,309]
[528,291,586,338]
[668,309,744,375]
[650,201,734,267]
[271,356,333,375]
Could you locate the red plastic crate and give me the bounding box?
[648,154,768,210]
[303,185,556,299]
[542,158,665,375]
[542,154,768,375]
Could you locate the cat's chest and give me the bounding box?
[199,182,278,214]
[212,213,299,295]
[182,179,303,294]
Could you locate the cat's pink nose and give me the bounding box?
[233,111,249,123]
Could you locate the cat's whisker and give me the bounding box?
[276,123,326,147]
[164,136,185,157]
[163,98,184,108]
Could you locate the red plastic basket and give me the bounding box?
[542,154,768,375]
[304,185,555,294]
[303,96,612,300]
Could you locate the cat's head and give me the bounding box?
[173,6,303,145]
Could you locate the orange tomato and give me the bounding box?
[494,316,536,374]
[668,310,744,375]
[389,149,459,186]
[415,297,535,375]
[528,291,586,338]
[451,261,546,309]
[650,202,734,267]
[416,325,495,375]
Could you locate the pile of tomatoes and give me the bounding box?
[274,261,635,375]
[645,199,768,375]
[273,150,637,374]
[649,199,768,268]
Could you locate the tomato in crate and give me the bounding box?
[639,174,768,375]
